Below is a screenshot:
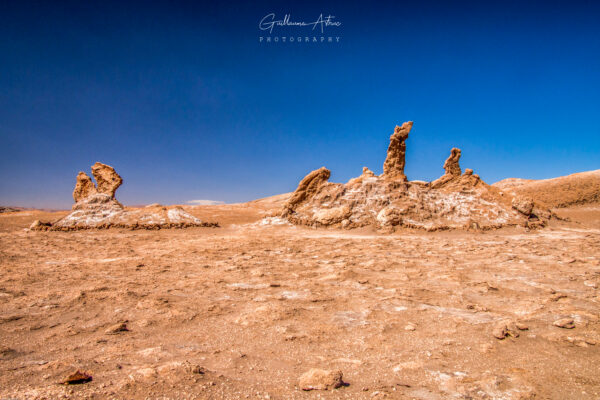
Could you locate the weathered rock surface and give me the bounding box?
[73,172,97,203]
[29,220,52,230]
[282,122,552,230]
[31,163,217,231]
[91,162,122,197]
[382,121,412,180]
[431,148,463,188]
[553,318,575,329]
[298,369,344,391]
[283,167,331,216]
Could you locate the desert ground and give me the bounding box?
[1,188,599,400]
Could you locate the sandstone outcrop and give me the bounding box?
[31,162,218,231]
[430,148,476,189]
[444,148,462,176]
[382,121,412,180]
[282,121,552,230]
[283,167,331,216]
[73,172,97,203]
[91,162,122,198]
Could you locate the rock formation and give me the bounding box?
[431,147,468,188]
[73,172,97,203]
[281,121,552,230]
[91,162,122,198]
[382,121,412,180]
[31,162,218,231]
[444,148,462,176]
[362,167,375,177]
[283,167,331,216]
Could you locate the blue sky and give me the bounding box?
[1,0,599,209]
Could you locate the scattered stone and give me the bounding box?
[60,370,92,385]
[507,322,520,337]
[298,368,344,391]
[105,322,128,334]
[192,365,207,375]
[0,346,16,359]
[516,322,529,331]
[553,318,575,329]
[492,323,508,339]
[404,323,416,331]
[512,197,534,215]
[29,220,51,231]
[550,293,567,302]
[493,321,520,339]
[565,336,593,347]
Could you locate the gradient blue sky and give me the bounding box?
[1,0,599,209]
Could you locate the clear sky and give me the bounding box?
[1,0,599,209]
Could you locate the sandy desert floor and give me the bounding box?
[1,200,599,399]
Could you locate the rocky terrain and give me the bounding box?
[1,189,599,399]
[29,162,218,231]
[282,122,551,231]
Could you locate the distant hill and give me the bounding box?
[0,206,28,213]
[493,170,600,208]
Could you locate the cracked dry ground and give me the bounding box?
[1,224,599,399]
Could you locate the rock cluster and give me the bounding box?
[281,122,552,230]
[31,162,218,231]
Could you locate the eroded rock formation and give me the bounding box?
[91,162,122,198]
[283,167,331,216]
[444,148,462,176]
[431,147,470,189]
[382,121,412,180]
[31,162,217,231]
[73,172,97,202]
[282,121,552,230]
